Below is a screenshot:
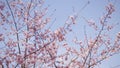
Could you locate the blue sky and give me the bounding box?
[44,0,120,68]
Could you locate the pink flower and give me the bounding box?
[87,19,98,30]
[70,16,76,24]
[0,1,5,10]
[106,3,115,14]
[0,34,4,41]
[117,32,120,39]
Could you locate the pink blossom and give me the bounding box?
[0,1,5,10]
[87,19,98,30]
[117,32,120,38]
[0,34,4,41]
[106,3,115,14]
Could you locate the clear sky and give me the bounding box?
[44,0,120,68]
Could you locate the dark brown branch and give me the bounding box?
[5,0,21,54]
[45,48,58,68]
[24,35,55,58]
[84,26,92,68]
[82,12,110,68]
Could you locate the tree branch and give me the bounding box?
[5,0,21,54]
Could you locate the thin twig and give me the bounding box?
[5,0,21,54]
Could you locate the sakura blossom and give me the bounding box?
[0,0,120,68]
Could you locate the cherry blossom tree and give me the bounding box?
[0,0,120,68]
